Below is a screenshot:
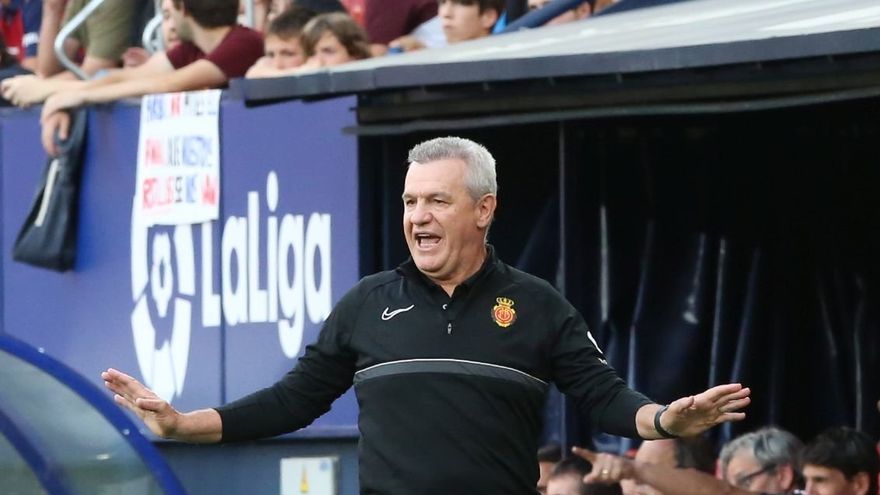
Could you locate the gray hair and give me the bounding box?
[719,427,803,480]
[407,137,498,200]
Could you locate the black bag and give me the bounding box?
[12,110,88,271]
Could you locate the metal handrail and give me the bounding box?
[243,0,255,28]
[502,0,591,32]
[142,13,164,53]
[53,0,109,80]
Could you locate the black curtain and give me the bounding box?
[562,100,880,452]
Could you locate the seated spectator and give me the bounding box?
[123,0,181,68]
[246,6,315,78]
[299,11,369,68]
[621,437,715,495]
[572,444,791,495]
[570,427,803,495]
[439,0,504,44]
[548,456,595,495]
[800,427,878,495]
[268,0,346,20]
[719,427,803,494]
[386,15,446,54]
[2,0,181,106]
[37,0,264,156]
[364,0,436,54]
[0,30,30,100]
[40,0,136,78]
[527,0,592,26]
[539,444,564,495]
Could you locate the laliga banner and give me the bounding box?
[1,97,360,432]
[135,90,221,226]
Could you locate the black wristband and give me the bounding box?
[653,405,679,439]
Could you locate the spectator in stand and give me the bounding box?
[800,427,878,495]
[0,1,23,59]
[0,30,29,98]
[299,12,369,68]
[2,0,182,105]
[19,0,41,71]
[548,456,601,495]
[1,0,40,69]
[439,0,504,44]
[620,437,715,495]
[268,0,346,20]
[43,0,136,77]
[539,444,564,495]
[527,0,592,26]
[571,426,804,495]
[246,6,315,78]
[720,427,804,493]
[37,0,264,156]
[122,0,181,68]
[0,0,139,104]
[363,0,436,54]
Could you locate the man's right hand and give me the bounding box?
[101,368,223,443]
[102,368,182,438]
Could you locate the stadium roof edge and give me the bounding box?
[231,0,880,113]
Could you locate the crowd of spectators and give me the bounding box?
[538,419,880,495]
[0,0,616,155]
[0,0,611,93]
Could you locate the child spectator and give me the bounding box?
[123,0,181,68]
[246,6,315,78]
[439,0,504,44]
[300,11,369,67]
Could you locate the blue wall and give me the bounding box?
[0,95,362,494]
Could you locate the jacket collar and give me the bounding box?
[397,244,499,293]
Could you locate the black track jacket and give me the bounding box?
[216,246,652,494]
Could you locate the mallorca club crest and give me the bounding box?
[492,297,517,328]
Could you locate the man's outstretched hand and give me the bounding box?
[102,368,223,443]
[659,383,751,438]
[102,368,182,438]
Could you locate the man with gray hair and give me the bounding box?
[103,136,751,494]
[720,427,803,493]
[572,426,803,495]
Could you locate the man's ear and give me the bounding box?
[475,194,496,228]
[776,464,795,491]
[849,472,870,495]
[480,8,500,32]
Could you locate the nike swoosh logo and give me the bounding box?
[381,305,415,321]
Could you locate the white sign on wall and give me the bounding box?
[135,90,222,226]
[280,456,338,495]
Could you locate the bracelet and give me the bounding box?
[653,405,679,439]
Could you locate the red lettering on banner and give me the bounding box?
[170,94,181,117]
[144,138,164,165]
[202,175,218,206]
[143,178,156,208]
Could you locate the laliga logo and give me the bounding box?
[130,171,333,402]
[130,210,194,402]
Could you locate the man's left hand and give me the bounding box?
[660,383,750,437]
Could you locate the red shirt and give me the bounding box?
[166,25,263,81]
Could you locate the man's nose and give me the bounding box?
[410,203,432,224]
